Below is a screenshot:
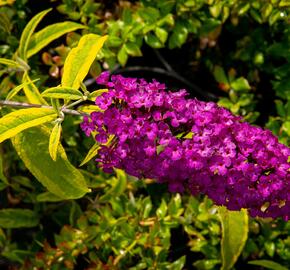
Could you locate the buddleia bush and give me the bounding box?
[0,1,289,270]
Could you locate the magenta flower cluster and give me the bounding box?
[81,72,290,220]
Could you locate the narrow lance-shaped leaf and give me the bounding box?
[22,72,47,105]
[62,34,108,90]
[6,79,39,100]
[88,89,108,101]
[248,260,288,270]
[99,169,127,202]
[0,108,56,143]
[0,209,39,228]
[12,125,90,199]
[49,122,62,161]
[18,8,52,60]
[27,21,86,58]
[219,207,248,270]
[42,86,84,100]
[80,134,114,166]
[78,105,102,114]
[0,58,22,68]
[80,142,100,166]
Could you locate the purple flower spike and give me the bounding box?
[81,74,290,220]
[96,71,110,85]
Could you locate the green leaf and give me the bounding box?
[279,0,290,7]
[78,105,102,114]
[275,100,286,117]
[282,121,290,136]
[170,256,186,270]
[49,122,62,161]
[200,18,221,34]
[231,77,251,91]
[117,45,128,66]
[79,142,100,166]
[42,86,84,100]
[88,89,108,101]
[248,260,288,270]
[0,58,21,68]
[193,259,221,269]
[27,21,86,58]
[124,42,142,57]
[6,79,39,101]
[22,72,47,105]
[0,108,56,143]
[18,8,52,61]
[142,197,153,219]
[0,154,8,185]
[36,191,63,202]
[62,34,108,90]
[2,250,34,264]
[11,126,90,199]
[155,27,168,44]
[219,207,248,270]
[168,22,188,49]
[0,209,39,228]
[145,33,163,48]
[99,169,127,202]
[213,65,229,84]
[156,199,168,219]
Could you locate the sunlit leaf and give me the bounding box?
[22,72,47,105]
[0,58,21,68]
[42,86,84,100]
[12,125,90,199]
[62,34,107,90]
[219,207,248,270]
[27,21,86,58]
[49,122,62,161]
[18,8,51,60]
[0,108,56,143]
[79,142,100,166]
[6,79,39,101]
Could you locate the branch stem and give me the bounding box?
[0,100,88,116]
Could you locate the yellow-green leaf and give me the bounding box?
[219,207,248,270]
[42,86,83,100]
[62,34,108,89]
[0,0,15,6]
[78,105,102,114]
[36,191,63,202]
[248,260,288,270]
[0,108,56,143]
[49,122,62,161]
[27,21,86,58]
[99,169,127,202]
[0,58,21,68]
[0,209,39,228]
[80,142,100,166]
[12,125,90,199]
[6,79,39,100]
[18,8,52,60]
[22,72,47,105]
[88,88,108,101]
